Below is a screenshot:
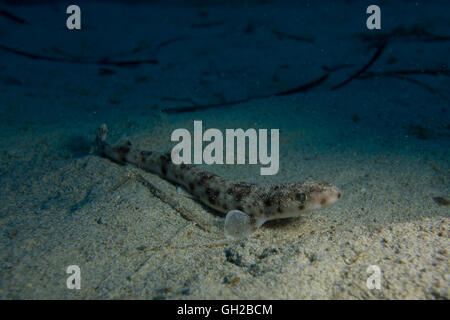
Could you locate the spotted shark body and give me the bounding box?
[96,124,341,239]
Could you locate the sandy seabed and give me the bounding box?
[0,0,448,299]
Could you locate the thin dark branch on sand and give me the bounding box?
[161,72,330,114]
[359,70,450,101]
[354,25,450,45]
[0,8,28,25]
[271,29,314,43]
[189,20,225,29]
[376,69,450,77]
[360,69,450,80]
[275,72,330,96]
[155,35,185,51]
[161,62,448,114]
[162,97,252,114]
[331,41,387,90]
[0,44,158,67]
[391,75,438,94]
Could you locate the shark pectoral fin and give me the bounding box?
[224,210,260,240]
[176,186,196,199]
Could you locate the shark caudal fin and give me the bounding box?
[95,123,134,164]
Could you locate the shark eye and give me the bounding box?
[295,193,306,202]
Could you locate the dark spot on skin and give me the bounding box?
[160,154,171,164]
[226,183,253,203]
[337,192,342,199]
[161,163,167,176]
[433,196,450,206]
[117,145,130,155]
[197,172,217,186]
[159,154,171,176]
[248,214,257,227]
[205,188,220,205]
[117,145,130,162]
[320,198,327,206]
[235,182,252,188]
[235,183,253,193]
[264,198,272,207]
[299,204,305,210]
[308,185,323,194]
